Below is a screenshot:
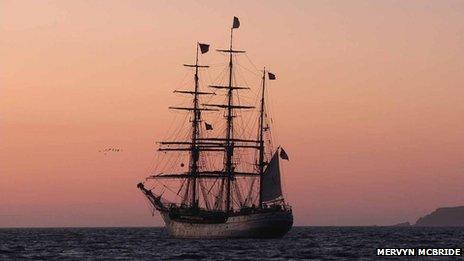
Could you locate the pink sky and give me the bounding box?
[1,0,464,227]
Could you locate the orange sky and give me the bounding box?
[1,0,464,227]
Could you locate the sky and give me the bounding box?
[1,0,464,227]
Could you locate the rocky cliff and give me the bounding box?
[415,206,464,226]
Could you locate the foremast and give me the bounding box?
[188,44,204,208]
[161,42,215,208]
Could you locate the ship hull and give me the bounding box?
[160,210,293,238]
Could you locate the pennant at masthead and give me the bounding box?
[268,72,276,80]
[232,16,240,29]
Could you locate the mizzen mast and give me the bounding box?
[258,69,277,206]
[258,68,266,207]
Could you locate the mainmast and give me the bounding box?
[204,17,252,212]
[224,27,235,212]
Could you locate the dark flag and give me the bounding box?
[205,122,213,130]
[280,147,289,160]
[232,16,240,29]
[268,72,276,80]
[199,43,210,54]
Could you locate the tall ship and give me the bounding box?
[137,17,293,238]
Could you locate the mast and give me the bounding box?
[164,42,213,208]
[159,17,256,212]
[139,19,294,219]
[224,28,234,212]
[189,43,200,208]
[258,67,266,207]
[204,17,249,212]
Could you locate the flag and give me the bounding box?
[280,147,289,160]
[199,43,210,54]
[268,72,276,80]
[232,16,240,29]
[205,122,213,130]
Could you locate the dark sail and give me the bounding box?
[262,150,283,202]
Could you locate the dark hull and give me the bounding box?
[160,209,293,238]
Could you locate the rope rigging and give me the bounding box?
[142,35,279,212]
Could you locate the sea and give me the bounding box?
[1,227,463,260]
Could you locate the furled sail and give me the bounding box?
[262,150,282,202]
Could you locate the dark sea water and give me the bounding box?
[1,227,463,260]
